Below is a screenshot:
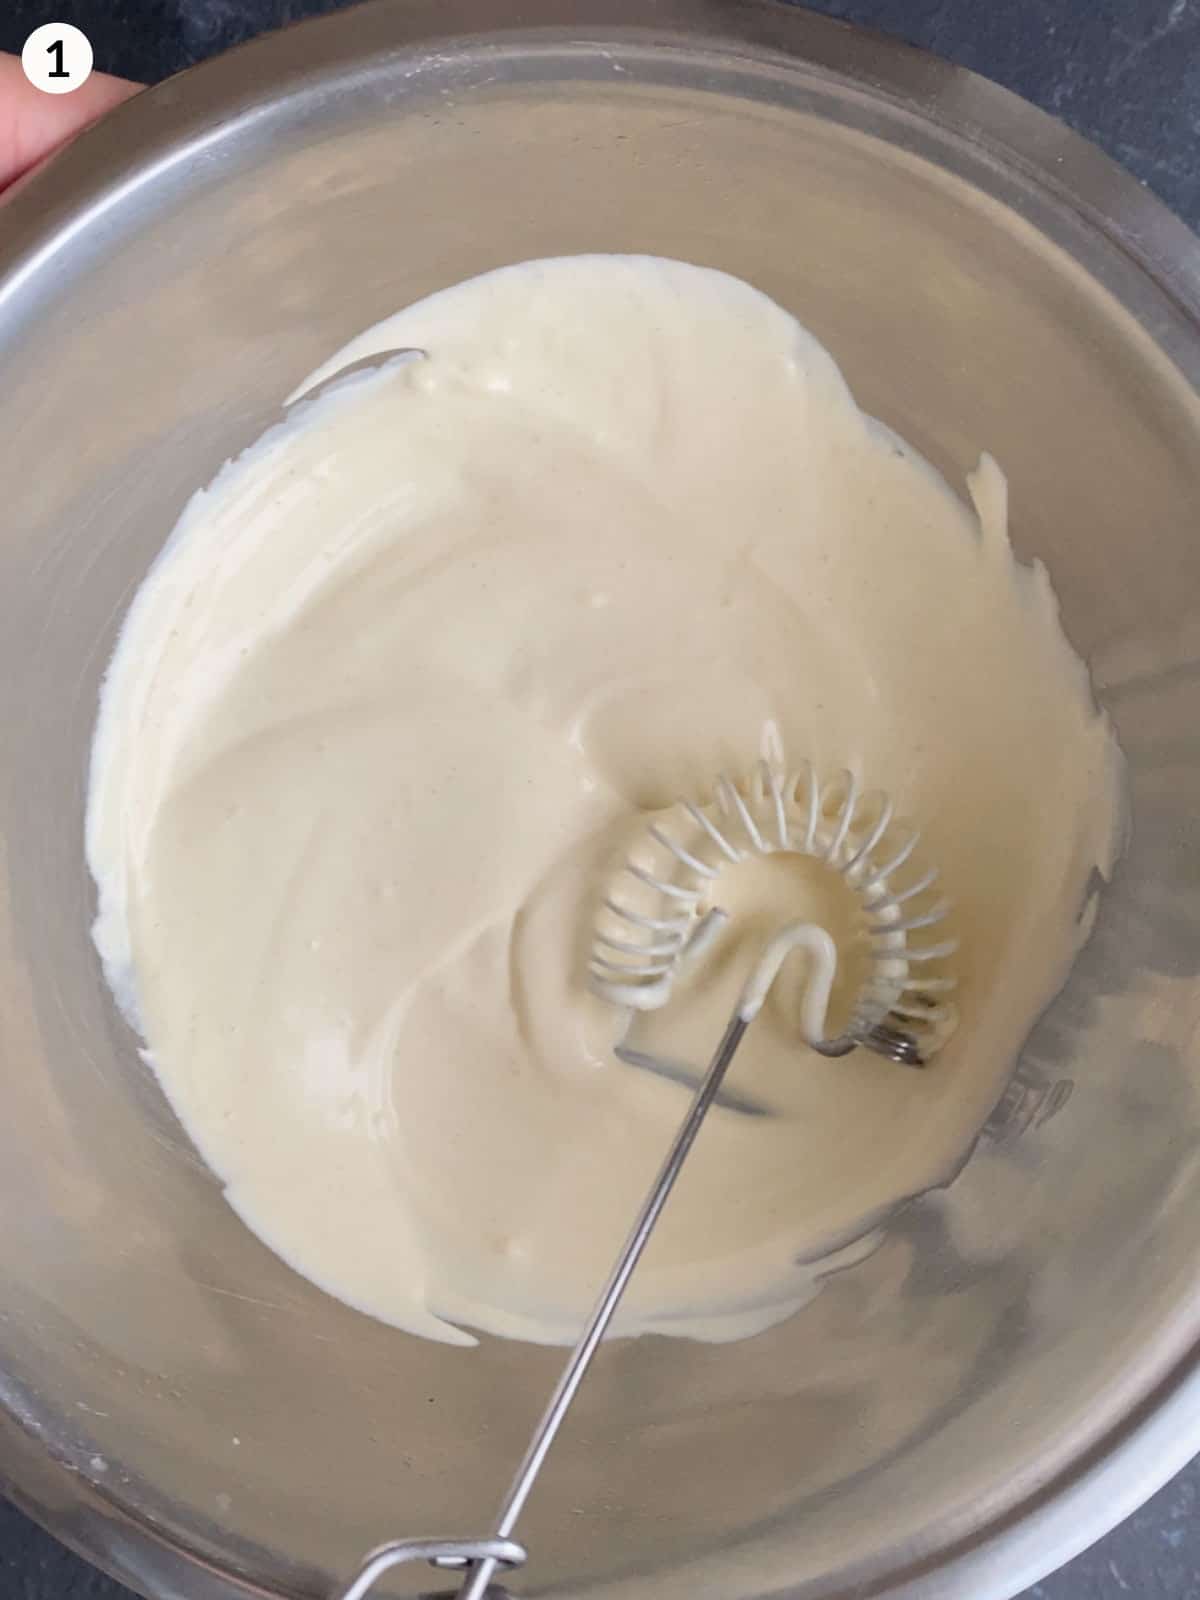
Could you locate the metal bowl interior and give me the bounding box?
[3,3,1200,1597]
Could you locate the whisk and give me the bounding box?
[335,759,958,1600]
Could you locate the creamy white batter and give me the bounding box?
[87,257,1120,1347]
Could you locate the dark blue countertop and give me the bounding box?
[1,2,1199,1598]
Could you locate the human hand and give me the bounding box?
[0,50,140,193]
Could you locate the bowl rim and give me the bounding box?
[2,3,1200,1597]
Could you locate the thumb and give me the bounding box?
[0,51,140,193]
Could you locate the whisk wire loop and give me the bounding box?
[589,762,958,1064]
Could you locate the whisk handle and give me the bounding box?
[453,1009,751,1600]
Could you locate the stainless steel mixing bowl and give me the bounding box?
[3,2,1200,1596]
